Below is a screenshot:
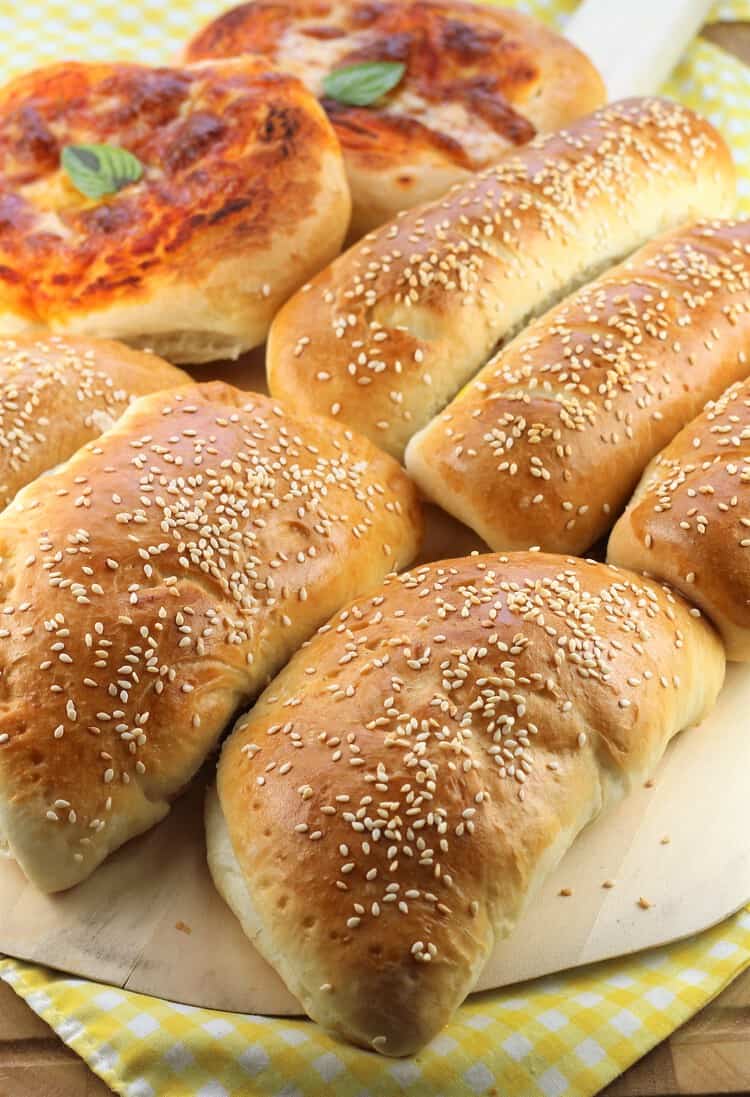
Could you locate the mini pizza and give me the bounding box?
[184,0,605,237]
[0,60,350,362]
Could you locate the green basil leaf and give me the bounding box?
[61,143,144,200]
[322,61,405,107]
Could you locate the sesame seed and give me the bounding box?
[0,379,418,882]
[225,552,699,961]
[408,218,750,553]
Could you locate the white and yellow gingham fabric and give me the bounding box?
[2,1,750,1095]
[3,908,750,1096]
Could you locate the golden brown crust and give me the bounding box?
[0,333,188,509]
[407,220,750,555]
[0,59,350,360]
[267,98,736,459]
[0,383,421,892]
[214,552,724,1055]
[608,376,750,661]
[184,0,605,235]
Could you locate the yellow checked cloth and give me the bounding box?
[3,910,750,1096]
[2,1,750,1095]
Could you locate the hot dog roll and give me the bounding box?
[406,220,750,554]
[0,383,421,892]
[0,59,350,362]
[184,0,605,238]
[0,334,188,509]
[608,376,750,661]
[267,98,735,458]
[208,553,724,1056]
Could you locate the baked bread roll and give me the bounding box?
[0,383,421,892]
[208,552,724,1056]
[0,334,188,509]
[407,220,750,555]
[267,98,735,458]
[608,376,750,661]
[184,0,605,239]
[0,60,350,363]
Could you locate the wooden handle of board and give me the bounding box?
[564,0,714,99]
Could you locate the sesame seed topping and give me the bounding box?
[610,369,750,658]
[0,386,417,878]
[410,219,750,554]
[227,552,700,970]
[274,99,732,471]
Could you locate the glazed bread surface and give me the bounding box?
[0,383,421,892]
[0,59,350,362]
[608,376,750,661]
[209,553,725,1056]
[184,0,605,238]
[407,219,750,554]
[0,334,188,509]
[267,97,735,458]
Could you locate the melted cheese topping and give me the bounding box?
[276,23,518,167]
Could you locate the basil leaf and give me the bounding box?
[322,61,405,107]
[61,143,143,200]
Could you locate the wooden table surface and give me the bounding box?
[2,19,750,1097]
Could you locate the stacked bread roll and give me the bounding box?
[0,335,188,507]
[608,377,750,661]
[0,9,746,1061]
[268,98,735,457]
[209,553,724,1055]
[407,220,750,554]
[0,384,420,891]
[207,94,748,1055]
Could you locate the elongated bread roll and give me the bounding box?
[0,383,421,892]
[407,220,750,555]
[608,376,750,661]
[267,98,735,458]
[184,0,604,238]
[0,334,188,509]
[208,553,724,1056]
